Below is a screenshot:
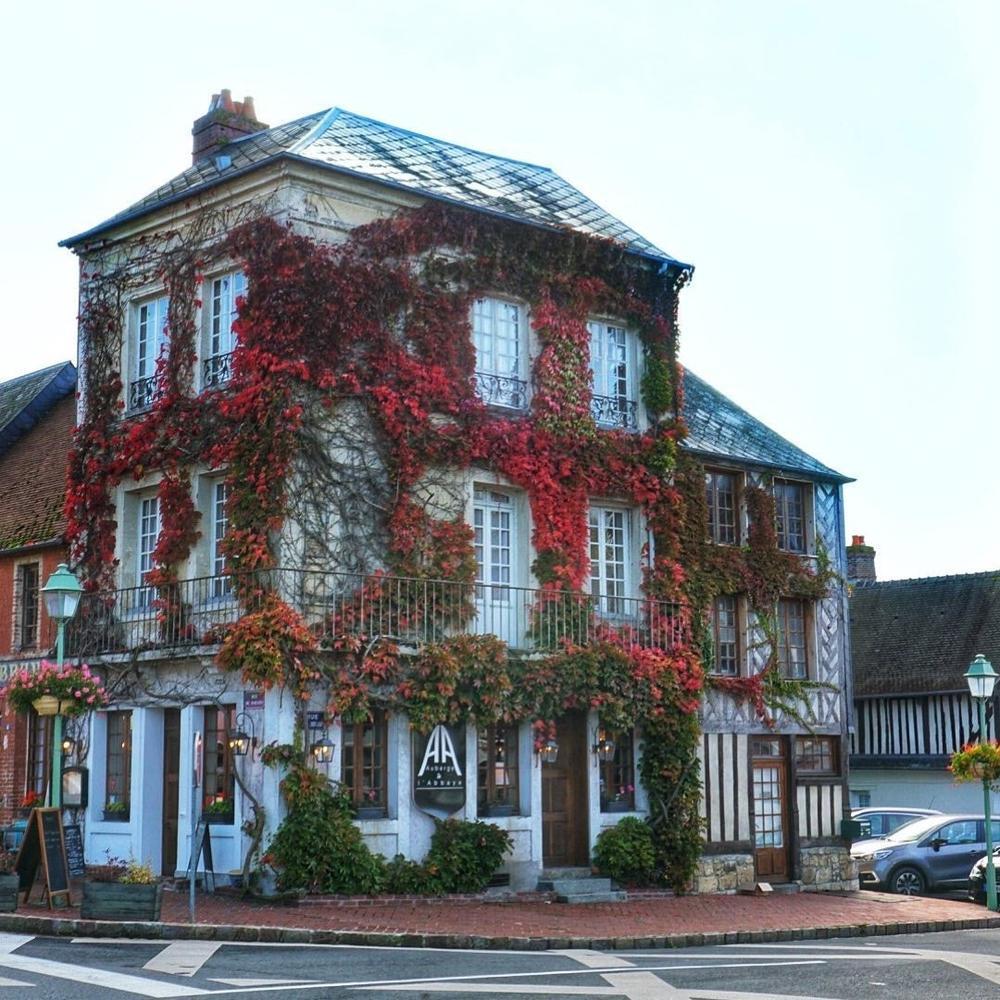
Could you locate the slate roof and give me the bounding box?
[62,108,687,266]
[850,572,1000,697]
[0,363,77,458]
[681,368,850,483]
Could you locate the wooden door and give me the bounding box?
[752,737,789,881]
[541,713,589,867]
[161,709,181,877]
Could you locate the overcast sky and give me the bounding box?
[1,0,996,582]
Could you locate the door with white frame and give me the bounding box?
[473,488,523,646]
[589,505,631,618]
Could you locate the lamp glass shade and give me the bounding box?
[311,737,334,765]
[596,737,616,763]
[228,730,250,757]
[42,563,83,622]
[539,739,559,765]
[61,737,75,755]
[966,654,998,700]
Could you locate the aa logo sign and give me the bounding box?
[413,723,466,818]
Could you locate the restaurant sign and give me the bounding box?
[412,723,466,818]
[0,659,44,682]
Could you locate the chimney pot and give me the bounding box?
[847,535,876,583]
[220,88,235,112]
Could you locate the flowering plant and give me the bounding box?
[19,790,41,810]
[0,661,107,717]
[950,741,1000,786]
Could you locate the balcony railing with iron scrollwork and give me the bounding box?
[128,375,161,412]
[591,394,638,430]
[474,371,529,409]
[203,351,234,388]
[61,568,685,660]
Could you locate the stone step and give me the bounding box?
[555,890,628,904]
[540,867,592,880]
[538,877,614,895]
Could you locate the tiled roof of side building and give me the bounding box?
[680,368,851,483]
[62,108,688,266]
[0,362,77,458]
[850,571,1000,697]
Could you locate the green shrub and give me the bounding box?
[592,816,656,885]
[268,784,385,895]
[383,854,438,895]
[424,818,512,893]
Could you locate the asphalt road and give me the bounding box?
[6,928,1000,999]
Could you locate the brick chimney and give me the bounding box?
[191,90,268,165]
[846,534,876,583]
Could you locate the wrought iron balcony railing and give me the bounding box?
[591,394,638,430]
[62,568,685,659]
[474,371,529,409]
[203,351,234,388]
[128,375,162,412]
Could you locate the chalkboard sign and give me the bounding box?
[186,820,216,893]
[63,823,85,878]
[14,809,72,908]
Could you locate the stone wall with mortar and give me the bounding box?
[799,845,858,892]
[694,853,756,894]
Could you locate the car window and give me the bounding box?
[934,820,979,845]
[885,814,918,834]
[864,815,884,837]
[991,820,1000,842]
[886,815,950,843]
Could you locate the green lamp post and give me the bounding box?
[41,563,83,809]
[965,653,999,912]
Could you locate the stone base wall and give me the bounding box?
[799,845,858,892]
[694,853,755,894]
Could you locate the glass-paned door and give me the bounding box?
[473,488,519,643]
[590,506,628,616]
[137,496,160,607]
[752,738,789,881]
[472,298,527,408]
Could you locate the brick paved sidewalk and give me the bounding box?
[3,885,999,949]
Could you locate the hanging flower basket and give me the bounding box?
[951,741,1000,785]
[1,661,107,717]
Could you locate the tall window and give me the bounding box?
[131,296,168,410]
[203,705,236,822]
[590,506,628,614]
[205,272,245,387]
[341,710,388,815]
[137,496,160,605]
[588,321,636,429]
[211,482,231,598]
[477,724,519,816]
[474,488,515,601]
[773,480,806,553]
[472,298,527,408]
[14,562,40,649]
[776,598,808,679]
[105,711,132,820]
[599,726,636,811]
[24,711,51,806]
[710,595,740,675]
[705,470,738,545]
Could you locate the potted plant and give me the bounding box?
[951,741,1000,786]
[203,797,234,825]
[601,783,635,813]
[0,848,19,913]
[0,661,107,718]
[80,855,161,920]
[102,798,130,823]
[17,790,41,818]
[355,787,386,820]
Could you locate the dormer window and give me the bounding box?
[472,297,528,409]
[588,320,637,430]
[204,272,245,388]
[130,296,168,411]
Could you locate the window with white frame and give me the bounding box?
[137,496,160,605]
[204,272,245,387]
[588,320,637,429]
[590,506,629,615]
[472,298,528,409]
[130,296,169,411]
[211,481,231,598]
[473,488,516,602]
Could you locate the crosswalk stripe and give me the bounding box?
[0,953,209,997]
[0,974,34,987]
[144,941,221,976]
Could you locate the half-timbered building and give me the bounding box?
[850,556,1000,814]
[52,92,855,893]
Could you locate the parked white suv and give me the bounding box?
[851,807,941,841]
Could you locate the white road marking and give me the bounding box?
[208,979,319,987]
[0,952,209,997]
[144,941,222,977]
[0,974,34,987]
[362,986,618,995]
[602,971,688,997]
[0,934,34,954]
[558,949,636,968]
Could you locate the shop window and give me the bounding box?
[477,723,519,816]
[104,711,132,820]
[342,709,388,816]
[203,705,236,823]
[24,711,51,807]
[599,726,636,812]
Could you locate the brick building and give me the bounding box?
[0,362,77,825]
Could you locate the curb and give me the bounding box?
[2,912,1000,950]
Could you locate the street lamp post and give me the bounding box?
[41,563,83,809]
[965,653,999,912]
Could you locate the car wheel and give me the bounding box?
[890,866,926,895]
